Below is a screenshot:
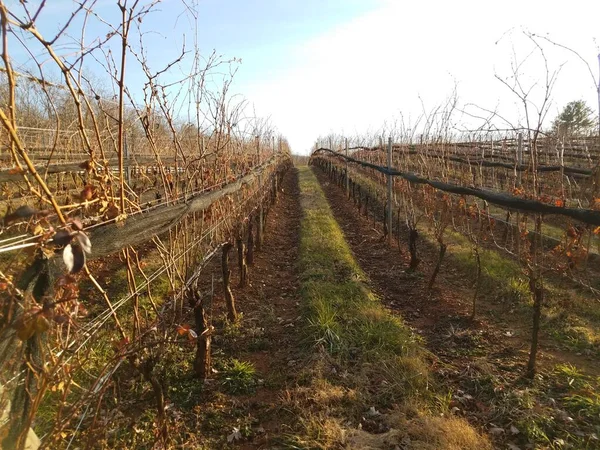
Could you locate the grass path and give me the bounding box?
[291,166,490,449]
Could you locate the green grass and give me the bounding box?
[349,166,600,354]
[300,167,420,370]
[218,358,257,395]
[290,166,491,449]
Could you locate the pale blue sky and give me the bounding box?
[6,0,600,154]
[9,0,384,87]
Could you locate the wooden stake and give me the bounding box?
[190,288,212,379]
[387,137,393,245]
[237,234,248,287]
[222,242,237,322]
[247,218,254,265]
[345,138,349,197]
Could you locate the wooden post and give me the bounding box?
[517,132,523,187]
[256,135,260,166]
[222,243,237,322]
[237,234,248,287]
[274,166,278,198]
[124,131,131,185]
[257,137,264,251]
[387,137,393,245]
[257,206,264,250]
[247,218,254,265]
[191,288,212,379]
[597,53,600,139]
[345,138,349,197]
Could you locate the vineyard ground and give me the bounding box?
[62,165,600,449]
[314,166,600,449]
[102,166,492,449]
[96,167,303,448]
[344,167,600,357]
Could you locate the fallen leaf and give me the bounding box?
[227,427,241,443]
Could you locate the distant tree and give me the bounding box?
[551,100,595,137]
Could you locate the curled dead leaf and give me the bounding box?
[63,243,86,274]
[52,230,73,247]
[80,185,95,201]
[104,203,119,220]
[74,231,92,254]
[79,160,94,172]
[34,315,51,333]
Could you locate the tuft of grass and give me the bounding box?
[554,363,586,387]
[564,393,600,420]
[307,296,343,354]
[218,358,257,395]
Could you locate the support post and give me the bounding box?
[222,243,237,322]
[597,53,600,139]
[345,138,349,197]
[387,137,393,245]
[256,135,260,166]
[257,206,264,250]
[124,131,131,185]
[257,137,263,251]
[517,132,523,187]
[247,218,254,265]
[237,234,248,287]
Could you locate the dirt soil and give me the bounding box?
[188,167,303,448]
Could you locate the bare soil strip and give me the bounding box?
[196,166,304,448]
[103,168,304,449]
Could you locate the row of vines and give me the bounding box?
[311,131,600,379]
[0,1,291,448]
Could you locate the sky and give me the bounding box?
[5,0,600,154]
